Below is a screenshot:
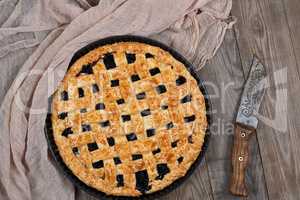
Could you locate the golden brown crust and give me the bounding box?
[51,42,207,196]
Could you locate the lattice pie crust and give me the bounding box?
[51,42,207,196]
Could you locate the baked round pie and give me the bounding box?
[50,40,207,197]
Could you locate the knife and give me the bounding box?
[229,56,267,197]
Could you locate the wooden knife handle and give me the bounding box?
[229,122,256,197]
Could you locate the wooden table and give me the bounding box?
[77,0,300,199]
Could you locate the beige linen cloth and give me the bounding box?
[0,0,234,199]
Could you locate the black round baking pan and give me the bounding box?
[44,35,212,200]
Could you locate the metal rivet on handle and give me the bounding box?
[238,157,243,161]
[241,132,246,137]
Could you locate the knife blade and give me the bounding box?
[229,56,267,197]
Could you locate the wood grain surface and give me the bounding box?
[76,0,300,199]
[198,30,268,200]
[232,0,300,199]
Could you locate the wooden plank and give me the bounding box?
[282,0,300,132]
[232,0,300,199]
[198,29,268,199]
[162,158,213,200]
[282,0,300,64]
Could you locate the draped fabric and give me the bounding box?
[0,0,234,199]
